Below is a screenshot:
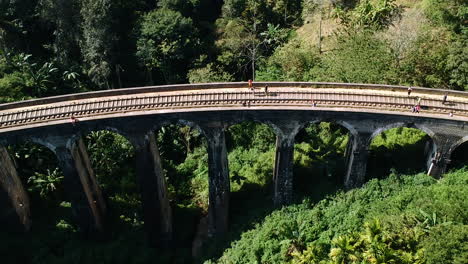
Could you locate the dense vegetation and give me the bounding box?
[207,169,468,264]
[0,0,467,101]
[0,0,467,263]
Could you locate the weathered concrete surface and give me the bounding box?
[273,136,294,206]
[272,122,301,207]
[344,133,372,189]
[56,138,106,234]
[427,134,462,178]
[133,132,172,246]
[204,125,230,237]
[0,145,31,231]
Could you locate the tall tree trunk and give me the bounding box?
[318,12,323,54]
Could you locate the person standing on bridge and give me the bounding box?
[248,79,253,91]
[443,93,448,104]
[408,87,412,96]
[70,115,78,126]
[264,85,268,95]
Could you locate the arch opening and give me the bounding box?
[226,121,276,196]
[293,122,350,200]
[6,141,72,230]
[448,140,468,171]
[82,130,142,237]
[224,121,277,239]
[155,123,208,254]
[366,127,433,180]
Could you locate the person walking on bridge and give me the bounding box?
[443,93,448,104]
[248,79,253,91]
[408,87,412,96]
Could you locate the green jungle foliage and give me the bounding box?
[368,127,431,179]
[208,169,468,264]
[1,118,440,263]
[293,123,349,198]
[1,0,464,89]
[0,0,467,263]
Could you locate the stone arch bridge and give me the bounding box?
[1,82,468,244]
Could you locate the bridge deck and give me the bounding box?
[1,83,468,132]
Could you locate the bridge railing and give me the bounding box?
[1,89,467,129]
[1,82,467,112]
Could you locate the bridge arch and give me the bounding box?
[154,121,208,170]
[294,119,354,197]
[367,122,436,179]
[295,119,320,135]
[3,139,70,230]
[14,136,66,155]
[155,119,206,138]
[153,121,209,236]
[447,136,468,171]
[368,122,437,146]
[224,120,276,228]
[327,119,359,138]
[2,82,468,241]
[4,140,63,186]
[222,117,283,140]
[449,135,468,155]
[68,124,136,149]
[225,120,276,199]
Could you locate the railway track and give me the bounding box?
[0,90,466,129]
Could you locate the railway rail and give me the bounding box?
[1,88,466,129]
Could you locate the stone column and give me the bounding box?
[272,122,301,207]
[0,145,31,231]
[133,132,172,246]
[425,140,438,172]
[427,136,459,179]
[273,134,295,207]
[56,138,106,234]
[344,133,371,189]
[204,126,230,237]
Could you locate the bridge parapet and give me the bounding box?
[2,85,468,131]
[2,82,467,112]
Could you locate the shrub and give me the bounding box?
[210,170,468,263]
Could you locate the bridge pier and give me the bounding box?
[133,132,172,247]
[56,138,106,234]
[273,122,301,207]
[0,145,31,232]
[426,135,460,178]
[427,152,449,178]
[204,126,230,238]
[344,133,371,189]
[273,134,295,206]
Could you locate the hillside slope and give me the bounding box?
[207,169,468,264]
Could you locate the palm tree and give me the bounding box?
[361,219,385,244]
[291,242,326,264]
[362,242,399,264]
[360,219,400,264]
[329,235,360,264]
